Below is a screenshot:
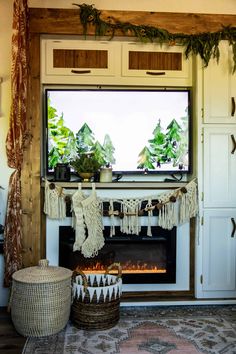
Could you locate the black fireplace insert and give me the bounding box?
[59,225,176,284]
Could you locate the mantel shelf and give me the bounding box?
[41,180,188,190]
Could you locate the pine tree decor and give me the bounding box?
[137,117,188,171]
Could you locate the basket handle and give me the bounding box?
[105,262,122,282]
[72,267,88,291]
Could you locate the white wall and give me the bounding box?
[29,0,236,14]
[0,0,234,306]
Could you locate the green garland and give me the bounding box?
[74,3,236,72]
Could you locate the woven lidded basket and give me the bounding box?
[71,263,122,330]
[10,259,72,337]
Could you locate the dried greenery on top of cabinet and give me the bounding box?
[76,3,236,72]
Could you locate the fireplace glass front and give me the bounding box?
[59,226,176,284]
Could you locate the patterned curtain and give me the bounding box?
[4,0,29,287]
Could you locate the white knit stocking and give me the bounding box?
[81,183,104,258]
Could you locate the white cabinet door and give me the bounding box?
[41,38,120,84]
[203,41,236,124]
[202,209,236,291]
[203,126,236,207]
[121,42,192,86]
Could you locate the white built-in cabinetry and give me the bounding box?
[197,41,236,298]
[41,37,192,86]
[41,36,236,300]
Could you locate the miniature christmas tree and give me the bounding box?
[137,146,155,169]
[173,114,189,168]
[162,118,183,162]
[92,141,106,166]
[102,134,116,166]
[148,119,166,167]
[76,123,95,154]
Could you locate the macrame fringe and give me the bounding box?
[145,198,153,236]
[44,180,66,219]
[109,199,116,237]
[158,200,178,230]
[120,199,141,235]
[179,179,198,224]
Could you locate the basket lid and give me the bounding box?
[12,259,72,283]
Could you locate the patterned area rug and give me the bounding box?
[22,305,236,354]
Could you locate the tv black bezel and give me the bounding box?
[43,85,193,179]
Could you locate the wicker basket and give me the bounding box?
[71,263,122,330]
[10,259,72,337]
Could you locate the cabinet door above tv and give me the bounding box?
[41,37,192,86]
[121,42,192,86]
[41,38,120,84]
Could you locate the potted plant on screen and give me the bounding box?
[70,152,103,182]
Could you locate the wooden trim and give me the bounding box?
[189,217,195,293]
[21,33,42,267]
[29,8,236,36]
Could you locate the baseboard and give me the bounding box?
[121,299,236,306]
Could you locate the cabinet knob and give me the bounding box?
[231,135,236,154]
[231,97,235,117]
[231,218,236,238]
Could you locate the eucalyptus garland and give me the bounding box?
[74,3,236,72]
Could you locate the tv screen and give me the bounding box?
[44,87,191,177]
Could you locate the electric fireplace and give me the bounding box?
[59,225,176,284]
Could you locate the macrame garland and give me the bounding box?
[71,183,87,252]
[44,180,66,219]
[44,179,199,239]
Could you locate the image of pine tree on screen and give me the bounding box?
[76,123,116,167]
[137,118,188,171]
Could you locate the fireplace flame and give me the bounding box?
[80,261,166,274]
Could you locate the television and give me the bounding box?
[44,87,192,178]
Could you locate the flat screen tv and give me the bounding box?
[44,87,192,178]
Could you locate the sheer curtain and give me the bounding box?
[4,0,29,287]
